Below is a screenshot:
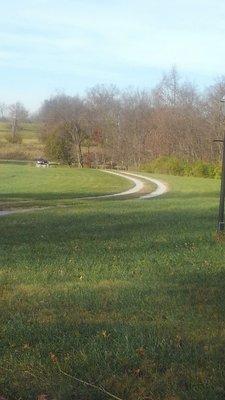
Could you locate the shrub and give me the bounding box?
[44,131,74,165]
[213,164,221,179]
[190,161,212,178]
[141,156,186,175]
[141,157,221,179]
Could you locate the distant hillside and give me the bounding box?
[0,122,44,160]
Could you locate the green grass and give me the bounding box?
[0,164,132,209]
[0,171,225,399]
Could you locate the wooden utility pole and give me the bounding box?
[215,96,225,232]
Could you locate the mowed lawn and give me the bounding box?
[0,164,131,208]
[0,170,225,399]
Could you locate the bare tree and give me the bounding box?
[8,102,28,142]
[86,85,121,165]
[40,94,89,167]
[38,69,225,168]
[0,102,7,120]
[152,66,180,107]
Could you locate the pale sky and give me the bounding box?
[1,0,225,111]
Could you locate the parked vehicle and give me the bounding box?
[35,158,49,167]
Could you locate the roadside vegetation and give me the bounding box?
[0,170,225,399]
[141,156,221,179]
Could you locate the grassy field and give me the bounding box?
[0,164,132,209]
[0,122,40,142]
[0,169,225,400]
[0,122,43,160]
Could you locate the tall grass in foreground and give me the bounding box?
[0,173,225,399]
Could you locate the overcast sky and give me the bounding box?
[1,0,225,111]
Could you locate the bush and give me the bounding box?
[142,156,186,175]
[189,161,212,178]
[141,157,221,179]
[213,164,221,179]
[44,131,74,165]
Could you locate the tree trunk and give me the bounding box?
[12,118,18,141]
[77,142,84,168]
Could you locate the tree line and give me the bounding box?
[2,67,225,167]
[39,68,225,168]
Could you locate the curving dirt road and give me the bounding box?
[0,171,168,216]
[105,171,168,199]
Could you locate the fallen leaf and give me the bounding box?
[136,347,145,357]
[49,352,58,364]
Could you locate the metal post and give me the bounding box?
[218,136,225,232]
